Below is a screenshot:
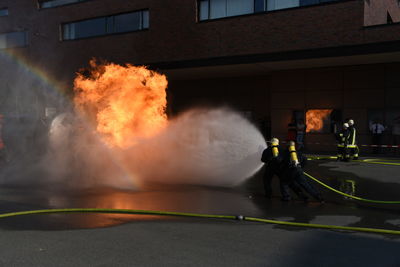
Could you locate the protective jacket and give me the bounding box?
[348,126,356,146]
[336,128,350,145]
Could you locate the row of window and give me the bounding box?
[0,0,344,48]
[0,9,148,48]
[39,0,90,9]
[0,0,90,17]
[39,0,341,12]
[199,0,342,20]
[0,1,88,18]
[63,10,149,40]
[0,0,90,16]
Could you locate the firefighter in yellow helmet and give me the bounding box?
[281,141,324,202]
[336,123,350,161]
[261,138,308,202]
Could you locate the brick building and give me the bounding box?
[0,0,400,151]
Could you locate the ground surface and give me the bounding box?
[0,156,399,267]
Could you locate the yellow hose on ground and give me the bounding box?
[303,172,400,204]
[306,155,400,166]
[1,156,399,236]
[352,160,400,166]
[1,208,400,235]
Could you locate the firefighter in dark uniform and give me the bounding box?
[281,141,324,202]
[347,119,359,160]
[261,138,308,201]
[336,123,350,161]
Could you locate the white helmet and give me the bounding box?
[271,138,279,145]
[348,119,354,126]
[343,123,349,128]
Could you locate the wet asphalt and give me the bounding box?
[0,156,399,266]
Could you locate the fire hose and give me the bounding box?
[304,156,400,203]
[0,207,400,236]
[303,172,400,204]
[0,158,399,235]
[306,155,400,166]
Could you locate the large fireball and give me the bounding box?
[73,60,168,148]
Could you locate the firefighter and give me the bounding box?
[261,138,308,202]
[281,141,324,202]
[347,119,359,160]
[336,123,350,161]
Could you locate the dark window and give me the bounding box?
[210,0,227,19]
[142,10,149,28]
[0,8,8,16]
[254,0,265,12]
[368,109,385,132]
[114,12,141,33]
[0,31,28,49]
[200,0,255,20]
[39,0,90,9]
[73,17,106,39]
[199,0,210,20]
[267,0,299,11]
[227,0,254,16]
[198,0,343,19]
[386,109,400,136]
[300,0,319,5]
[62,10,149,40]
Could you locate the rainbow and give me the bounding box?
[0,49,68,101]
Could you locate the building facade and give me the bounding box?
[0,0,400,151]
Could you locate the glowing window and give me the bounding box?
[306,109,333,133]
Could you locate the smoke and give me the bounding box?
[43,107,266,189]
[0,58,266,190]
[125,107,266,187]
[0,52,65,187]
[43,112,134,189]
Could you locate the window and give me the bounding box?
[386,109,400,135]
[0,31,28,49]
[254,0,265,12]
[199,0,254,20]
[39,0,90,9]
[267,0,299,11]
[227,0,254,16]
[0,8,8,16]
[305,109,341,133]
[199,0,342,20]
[300,0,319,5]
[62,10,149,40]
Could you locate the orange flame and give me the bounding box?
[306,109,332,133]
[73,60,168,148]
